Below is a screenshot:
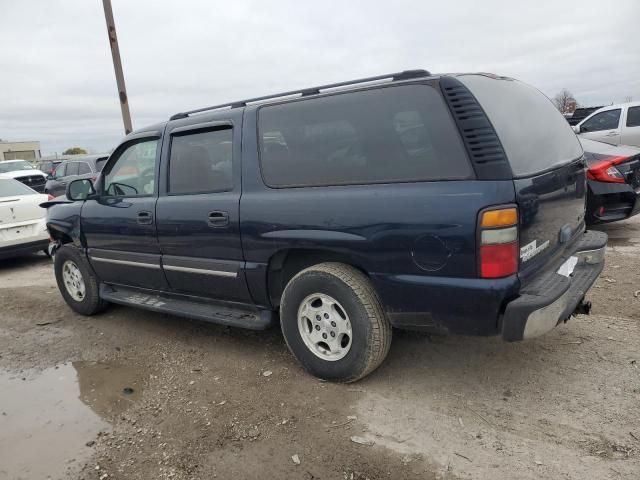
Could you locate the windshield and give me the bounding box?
[0,160,34,173]
[0,178,36,197]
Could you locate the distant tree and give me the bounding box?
[553,89,578,114]
[62,147,87,155]
[623,96,633,103]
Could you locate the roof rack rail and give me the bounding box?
[169,69,431,121]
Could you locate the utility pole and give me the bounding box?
[102,0,133,134]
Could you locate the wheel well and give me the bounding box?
[267,249,367,308]
[50,228,73,245]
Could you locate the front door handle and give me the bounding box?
[137,210,153,225]
[605,130,619,137]
[208,210,229,227]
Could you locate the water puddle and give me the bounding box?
[0,361,146,479]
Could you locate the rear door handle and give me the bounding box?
[208,210,229,227]
[137,210,153,225]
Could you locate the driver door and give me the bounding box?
[81,133,168,290]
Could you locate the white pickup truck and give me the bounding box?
[574,101,640,147]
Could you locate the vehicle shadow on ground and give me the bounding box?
[0,253,50,271]
[102,299,560,389]
[365,326,580,391]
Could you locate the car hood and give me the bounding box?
[0,169,47,179]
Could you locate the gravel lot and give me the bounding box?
[1,217,639,480]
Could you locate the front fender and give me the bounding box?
[45,201,84,249]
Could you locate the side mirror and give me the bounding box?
[572,125,580,134]
[66,178,96,201]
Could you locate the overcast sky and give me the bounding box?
[1,0,639,155]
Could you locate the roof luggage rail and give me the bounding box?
[169,69,431,120]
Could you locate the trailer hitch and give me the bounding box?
[573,299,592,316]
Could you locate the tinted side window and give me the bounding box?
[626,106,640,127]
[582,109,621,132]
[168,128,233,194]
[103,139,158,197]
[258,85,471,187]
[78,162,91,175]
[66,162,80,176]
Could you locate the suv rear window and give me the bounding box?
[458,75,583,177]
[258,84,472,187]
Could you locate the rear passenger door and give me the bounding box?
[156,112,252,303]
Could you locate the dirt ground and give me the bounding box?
[1,217,639,480]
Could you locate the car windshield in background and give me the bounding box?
[0,178,36,197]
[458,75,583,177]
[0,160,34,173]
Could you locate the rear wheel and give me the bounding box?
[280,263,391,382]
[54,246,107,315]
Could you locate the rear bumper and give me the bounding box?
[587,180,640,224]
[0,239,49,260]
[501,230,607,341]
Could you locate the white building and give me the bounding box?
[0,140,41,161]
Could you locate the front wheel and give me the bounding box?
[280,263,391,382]
[54,246,107,315]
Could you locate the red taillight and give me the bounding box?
[587,155,628,183]
[479,207,518,278]
[480,242,518,278]
[47,193,54,201]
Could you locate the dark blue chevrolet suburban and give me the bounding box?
[45,70,607,382]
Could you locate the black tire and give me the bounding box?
[280,262,392,383]
[54,245,108,315]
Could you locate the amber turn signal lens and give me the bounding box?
[481,208,517,228]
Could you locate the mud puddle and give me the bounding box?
[0,362,146,479]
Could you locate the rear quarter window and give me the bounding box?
[458,75,583,177]
[258,84,472,187]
